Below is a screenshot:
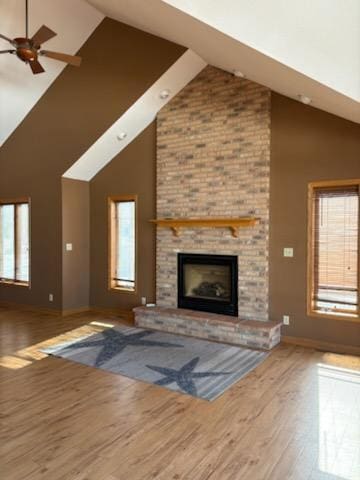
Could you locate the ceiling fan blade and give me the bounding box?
[0,33,15,45]
[31,25,56,46]
[29,59,45,74]
[0,49,15,54]
[41,50,82,67]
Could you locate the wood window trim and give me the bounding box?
[0,197,31,288]
[108,195,137,295]
[307,179,360,323]
[0,197,29,206]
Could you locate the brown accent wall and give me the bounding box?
[62,179,90,312]
[270,93,360,346]
[0,18,184,310]
[89,123,156,311]
[0,154,62,308]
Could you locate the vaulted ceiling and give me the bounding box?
[164,0,360,101]
[87,0,360,124]
[1,0,359,181]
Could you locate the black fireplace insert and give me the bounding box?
[178,253,238,316]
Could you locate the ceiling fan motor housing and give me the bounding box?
[14,37,39,63]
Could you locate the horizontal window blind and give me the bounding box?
[312,186,359,315]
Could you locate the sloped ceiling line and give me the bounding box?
[86,0,360,124]
[63,49,207,181]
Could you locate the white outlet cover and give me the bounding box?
[66,243,73,251]
[283,247,294,257]
[283,315,290,325]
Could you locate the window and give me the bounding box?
[308,181,359,320]
[0,199,30,286]
[109,196,136,292]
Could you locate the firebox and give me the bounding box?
[178,253,238,316]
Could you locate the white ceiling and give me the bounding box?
[165,0,360,102]
[87,0,360,124]
[0,0,104,146]
[1,0,358,183]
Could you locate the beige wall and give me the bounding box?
[62,179,90,312]
[89,123,156,311]
[270,93,360,346]
[0,18,184,311]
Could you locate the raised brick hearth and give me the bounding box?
[134,307,282,350]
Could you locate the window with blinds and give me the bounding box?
[109,196,136,292]
[0,200,30,285]
[309,183,359,318]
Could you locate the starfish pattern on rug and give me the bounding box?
[60,328,183,367]
[146,356,232,396]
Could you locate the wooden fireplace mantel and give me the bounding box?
[149,217,259,237]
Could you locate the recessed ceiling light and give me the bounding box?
[159,89,171,99]
[116,132,127,141]
[233,70,245,78]
[298,94,312,105]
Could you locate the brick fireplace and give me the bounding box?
[156,66,271,322]
[134,66,281,350]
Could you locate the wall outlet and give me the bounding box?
[283,247,294,257]
[66,243,73,251]
[49,293,54,302]
[141,297,147,305]
[283,315,290,325]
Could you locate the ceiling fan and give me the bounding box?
[0,0,81,74]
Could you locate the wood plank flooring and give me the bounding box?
[0,306,359,480]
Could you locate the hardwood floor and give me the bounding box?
[0,306,359,480]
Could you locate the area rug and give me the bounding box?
[42,325,268,401]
